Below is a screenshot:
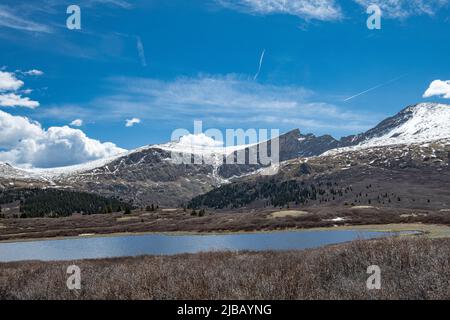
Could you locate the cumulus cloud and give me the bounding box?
[0,110,42,150]
[0,93,39,108]
[125,118,141,127]
[217,0,342,20]
[70,119,84,127]
[423,80,450,99]
[353,0,449,18]
[178,133,224,148]
[0,71,24,91]
[0,110,126,168]
[0,70,40,108]
[24,69,44,76]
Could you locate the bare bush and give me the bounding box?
[1,237,450,300]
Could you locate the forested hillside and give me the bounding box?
[0,189,132,218]
[188,179,351,209]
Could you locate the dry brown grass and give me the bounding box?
[1,236,450,300]
[3,205,450,242]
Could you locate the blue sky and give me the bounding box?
[1,0,450,167]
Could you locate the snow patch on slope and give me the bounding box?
[0,163,35,180]
[324,103,450,155]
[13,134,254,179]
[28,152,128,178]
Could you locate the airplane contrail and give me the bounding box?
[253,49,266,80]
[136,36,147,67]
[114,32,147,67]
[344,74,408,102]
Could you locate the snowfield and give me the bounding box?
[324,103,450,156]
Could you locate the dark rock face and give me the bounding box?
[339,105,417,147]
[296,133,340,157]
[298,163,313,175]
[218,129,305,178]
[218,129,340,178]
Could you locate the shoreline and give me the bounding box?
[0,222,447,244]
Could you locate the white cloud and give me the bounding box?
[84,0,133,9]
[0,70,40,108]
[0,93,39,108]
[353,0,449,18]
[0,71,23,91]
[45,74,377,137]
[0,5,52,33]
[0,110,126,168]
[119,74,313,111]
[217,0,342,20]
[0,1,132,34]
[179,133,224,148]
[24,69,44,76]
[125,118,141,127]
[21,89,33,94]
[70,119,84,127]
[423,80,450,99]
[0,110,42,150]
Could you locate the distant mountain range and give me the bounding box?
[1,103,450,207]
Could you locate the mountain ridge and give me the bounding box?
[1,102,449,206]
[324,103,450,155]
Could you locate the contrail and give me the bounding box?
[114,32,148,67]
[136,36,147,67]
[344,74,408,102]
[253,49,266,80]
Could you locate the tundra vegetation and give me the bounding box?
[1,236,450,300]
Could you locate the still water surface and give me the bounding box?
[0,230,398,262]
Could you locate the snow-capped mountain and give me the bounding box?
[17,130,308,206]
[1,102,450,206]
[187,105,450,210]
[7,133,253,180]
[325,103,450,155]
